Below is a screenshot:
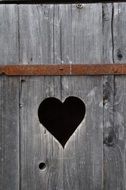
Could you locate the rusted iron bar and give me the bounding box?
[0,0,126,4]
[0,64,126,76]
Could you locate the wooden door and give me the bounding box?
[0,4,126,190]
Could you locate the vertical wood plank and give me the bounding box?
[0,77,20,190]
[103,3,126,190]
[61,4,103,189]
[19,77,62,190]
[0,5,20,190]
[0,5,19,65]
[102,3,116,190]
[61,4,103,190]
[112,3,126,189]
[18,5,54,64]
[62,77,103,190]
[19,5,64,190]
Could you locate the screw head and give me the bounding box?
[76,4,84,9]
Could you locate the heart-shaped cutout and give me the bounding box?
[38,96,86,148]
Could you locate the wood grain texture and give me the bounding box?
[19,76,62,190]
[61,4,103,189]
[103,3,126,190]
[102,3,116,190]
[0,5,20,190]
[0,5,19,65]
[113,3,126,189]
[19,77,103,190]
[68,4,103,189]
[61,77,103,190]
[1,3,126,190]
[18,5,54,65]
[18,4,103,190]
[18,5,62,190]
[0,76,20,190]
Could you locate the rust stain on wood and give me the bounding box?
[0,64,126,76]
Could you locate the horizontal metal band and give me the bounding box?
[0,0,125,3]
[0,64,126,76]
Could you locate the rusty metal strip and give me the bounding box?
[0,0,126,4]
[0,64,126,76]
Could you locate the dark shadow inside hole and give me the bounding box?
[39,162,46,170]
[38,96,86,147]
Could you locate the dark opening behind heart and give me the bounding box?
[38,96,86,147]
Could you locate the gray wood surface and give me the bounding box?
[18,4,103,190]
[102,3,116,190]
[61,4,103,190]
[0,5,19,65]
[0,76,20,190]
[19,78,103,190]
[0,3,126,190]
[103,3,126,190]
[0,5,20,190]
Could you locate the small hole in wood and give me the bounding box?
[117,49,123,61]
[39,162,46,170]
[38,96,86,147]
[21,79,26,83]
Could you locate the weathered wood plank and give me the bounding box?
[18,5,54,65]
[18,4,104,190]
[103,3,126,190]
[113,3,126,189]
[19,77,62,190]
[102,3,116,190]
[18,5,63,190]
[0,5,20,190]
[62,77,103,190]
[0,5,19,65]
[0,77,20,190]
[61,4,103,190]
